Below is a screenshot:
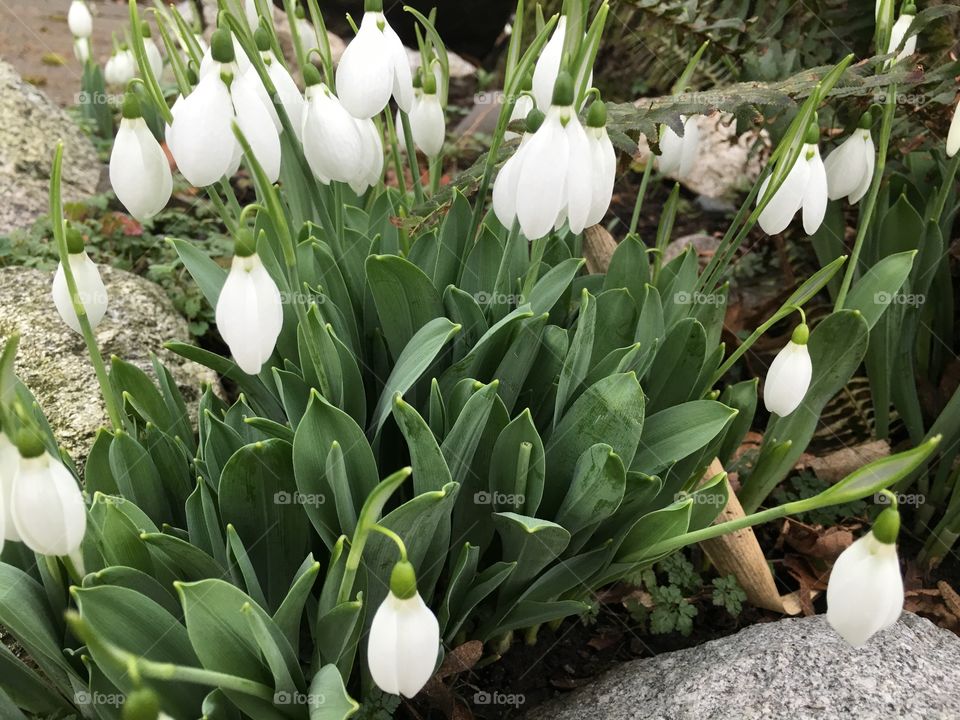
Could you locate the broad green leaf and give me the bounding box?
[633,400,737,474]
[307,665,359,720]
[844,250,916,329]
[493,513,570,600]
[616,498,693,563]
[366,254,445,360]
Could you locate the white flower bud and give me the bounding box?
[11,451,87,557]
[68,0,93,39]
[763,325,812,417]
[215,252,283,375]
[336,11,413,119]
[52,251,108,334]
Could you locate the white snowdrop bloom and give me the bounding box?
[657,115,700,179]
[301,67,383,193]
[296,16,320,55]
[498,72,594,239]
[757,128,828,236]
[0,432,19,544]
[584,101,616,228]
[824,116,875,204]
[140,24,164,79]
[493,119,536,230]
[73,38,90,64]
[198,36,251,77]
[887,5,917,64]
[335,2,414,119]
[827,506,903,647]
[948,99,960,158]
[52,236,108,334]
[110,94,173,221]
[505,92,535,142]
[409,86,445,157]
[531,16,593,111]
[763,323,812,417]
[167,30,280,186]
[262,49,305,139]
[11,448,87,557]
[215,243,283,375]
[104,48,136,86]
[68,0,92,38]
[368,561,440,698]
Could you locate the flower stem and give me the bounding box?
[628,159,654,236]
[521,233,547,301]
[49,144,125,432]
[369,524,409,561]
[399,111,425,205]
[384,110,408,197]
[833,84,897,311]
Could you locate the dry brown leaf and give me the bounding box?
[780,519,855,561]
[582,225,618,274]
[797,440,890,483]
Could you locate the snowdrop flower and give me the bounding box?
[0,431,19,546]
[493,108,542,230]
[368,560,440,698]
[824,112,875,204]
[827,496,903,647]
[335,0,413,119]
[110,93,173,221]
[68,0,92,38]
[11,439,87,557]
[887,1,917,65]
[52,229,108,334]
[167,29,280,186]
[532,16,592,111]
[252,28,306,139]
[140,23,164,79]
[408,72,445,157]
[104,47,136,86]
[948,99,960,158]
[657,115,700,179]
[494,71,594,239]
[506,72,535,142]
[301,66,383,193]
[73,38,91,64]
[215,231,283,375]
[584,99,616,227]
[757,124,827,235]
[763,322,812,417]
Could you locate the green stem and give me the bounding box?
[399,111,425,205]
[931,150,960,225]
[384,110,408,197]
[521,233,547,300]
[834,84,897,310]
[429,153,442,196]
[368,524,409,561]
[50,144,125,431]
[628,160,654,236]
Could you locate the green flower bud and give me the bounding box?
[803,121,820,145]
[365,0,384,11]
[872,505,900,545]
[254,26,272,52]
[389,560,418,600]
[122,688,160,720]
[421,70,437,95]
[234,227,257,258]
[211,29,235,63]
[586,99,607,128]
[790,323,810,345]
[857,110,873,129]
[551,70,575,107]
[121,91,142,120]
[525,107,546,133]
[302,63,321,86]
[140,22,152,39]
[13,426,45,459]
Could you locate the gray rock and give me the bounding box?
[0,265,215,467]
[0,60,101,235]
[527,613,960,720]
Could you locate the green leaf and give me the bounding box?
[489,409,546,516]
[616,499,693,563]
[644,318,706,413]
[554,289,597,426]
[392,395,454,495]
[370,317,462,436]
[170,237,227,309]
[307,666,359,720]
[555,444,626,536]
[366,254,445,360]
[493,513,570,600]
[843,250,917,329]
[633,400,738,474]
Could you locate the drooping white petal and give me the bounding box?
[763,340,812,416]
[384,21,414,113]
[216,254,283,375]
[506,94,535,141]
[110,117,173,221]
[231,72,282,182]
[11,454,87,557]
[244,0,259,28]
[145,38,164,79]
[531,17,566,110]
[0,433,20,543]
[73,38,90,63]
[336,12,395,119]
[52,252,108,334]
[410,93,445,157]
[167,70,237,186]
[352,117,385,195]
[564,116,594,234]
[586,127,616,227]
[757,152,810,235]
[265,52,306,140]
[889,14,917,63]
[68,1,93,38]
[802,145,828,234]
[240,64,281,132]
[515,110,569,239]
[678,116,700,178]
[657,123,684,176]
[492,134,530,229]
[947,102,960,158]
[302,85,365,184]
[827,532,904,647]
[850,132,875,204]
[368,592,440,698]
[824,134,863,201]
[297,19,320,54]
